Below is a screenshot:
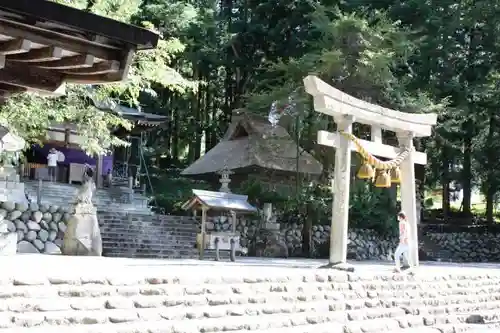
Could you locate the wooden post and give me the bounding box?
[200,206,207,260]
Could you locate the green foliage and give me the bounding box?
[348,180,398,234]
[0,86,131,155]
[151,169,211,215]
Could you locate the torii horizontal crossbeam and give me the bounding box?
[317,130,427,165]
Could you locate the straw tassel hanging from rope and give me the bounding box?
[339,131,411,188]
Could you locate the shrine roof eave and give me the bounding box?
[0,0,158,50]
[0,0,160,98]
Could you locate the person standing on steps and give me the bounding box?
[394,211,411,273]
[47,148,59,183]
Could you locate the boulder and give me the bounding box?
[1,202,15,212]
[39,220,49,230]
[9,210,22,221]
[32,211,43,223]
[38,229,49,242]
[33,239,45,251]
[15,220,27,233]
[48,231,57,242]
[15,203,28,212]
[29,202,39,212]
[25,231,37,241]
[52,213,62,223]
[44,241,61,255]
[17,240,39,253]
[20,212,30,222]
[27,221,41,231]
[6,221,15,232]
[42,212,52,222]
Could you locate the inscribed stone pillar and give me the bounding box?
[328,115,354,266]
[397,131,419,268]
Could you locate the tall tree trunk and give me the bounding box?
[461,120,473,216]
[194,79,203,160]
[485,114,497,224]
[441,147,450,220]
[171,97,180,164]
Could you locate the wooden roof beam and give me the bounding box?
[0,38,31,55]
[0,18,122,61]
[0,62,63,93]
[32,54,95,70]
[0,82,26,94]
[65,49,134,83]
[7,46,63,62]
[62,60,119,75]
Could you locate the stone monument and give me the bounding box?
[61,168,102,256]
[304,75,438,270]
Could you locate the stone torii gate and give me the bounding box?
[304,75,438,270]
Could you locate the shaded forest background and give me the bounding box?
[6,0,500,228]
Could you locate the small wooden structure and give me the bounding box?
[0,0,159,98]
[182,189,257,262]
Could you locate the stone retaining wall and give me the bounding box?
[0,201,69,254]
[208,216,500,262]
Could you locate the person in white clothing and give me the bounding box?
[394,211,410,273]
[47,148,59,182]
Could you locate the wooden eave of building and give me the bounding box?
[0,0,160,98]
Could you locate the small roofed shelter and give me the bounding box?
[181,109,323,193]
[182,189,257,261]
[0,0,159,98]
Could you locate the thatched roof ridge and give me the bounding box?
[181,109,323,176]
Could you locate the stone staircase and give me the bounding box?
[98,212,199,259]
[24,181,152,214]
[0,256,499,332]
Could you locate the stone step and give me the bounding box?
[100,229,197,235]
[103,244,198,250]
[100,223,197,229]
[100,227,197,232]
[0,299,498,332]
[103,253,199,259]
[1,256,500,332]
[100,234,196,240]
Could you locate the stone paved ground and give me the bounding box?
[0,255,499,332]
